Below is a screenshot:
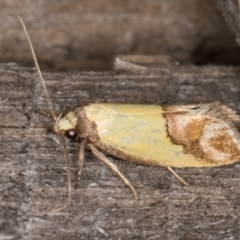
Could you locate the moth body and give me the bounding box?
[55,102,240,168]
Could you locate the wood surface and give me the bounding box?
[1,62,240,239]
[1,0,240,239]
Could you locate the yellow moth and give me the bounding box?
[18,16,240,211]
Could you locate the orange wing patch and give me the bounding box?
[165,103,240,163]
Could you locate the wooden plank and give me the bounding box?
[1,62,240,239]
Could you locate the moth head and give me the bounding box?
[54,111,79,139]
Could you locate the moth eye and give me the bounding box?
[64,129,78,139]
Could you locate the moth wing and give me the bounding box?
[83,103,240,168]
[165,102,240,165]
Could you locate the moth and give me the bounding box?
[18,15,240,211]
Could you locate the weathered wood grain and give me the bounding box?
[1,0,240,239]
[1,63,240,239]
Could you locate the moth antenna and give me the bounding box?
[17,14,72,211]
[52,134,72,212]
[17,14,57,120]
[37,108,54,119]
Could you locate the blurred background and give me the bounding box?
[0,0,240,71]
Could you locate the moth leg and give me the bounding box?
[88,144,138,202]
[167,167,189,186]
[77,140,86,187]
